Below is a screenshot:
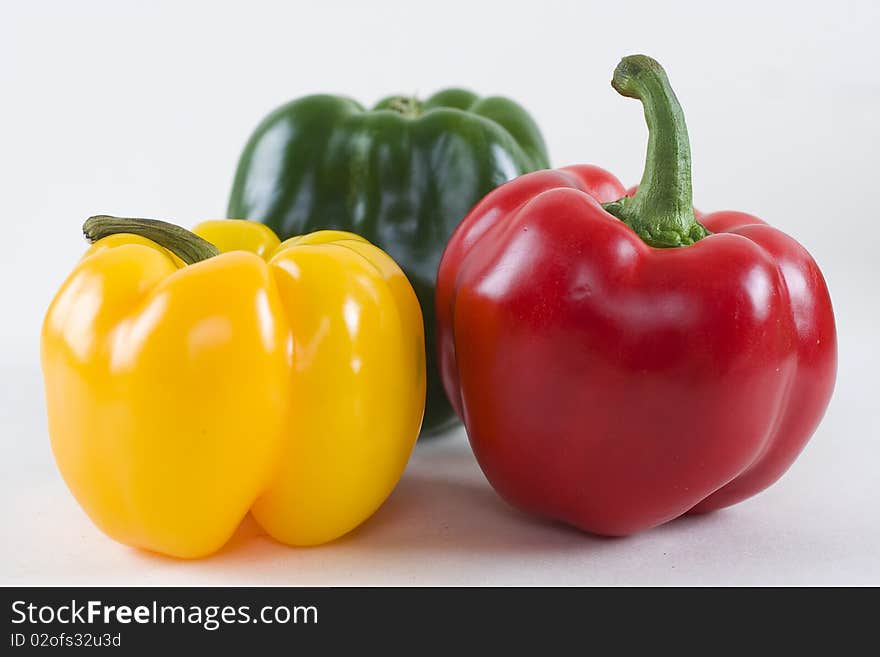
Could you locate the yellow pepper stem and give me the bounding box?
[83,215,220,265]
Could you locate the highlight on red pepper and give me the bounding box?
[436,54,837,536]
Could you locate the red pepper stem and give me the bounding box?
[601,55,709,248]
[83,215,219,264]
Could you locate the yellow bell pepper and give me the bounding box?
[41,216,425,558]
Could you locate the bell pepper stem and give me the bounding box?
[601,55,709,248]
[83,215,220,264]
[387,96,422,118]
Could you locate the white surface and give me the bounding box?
[1,0,879,585]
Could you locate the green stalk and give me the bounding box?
[602,55,709,247]
[83,215,219,264]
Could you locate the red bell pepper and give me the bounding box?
[436,55,837,536]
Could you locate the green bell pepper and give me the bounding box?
[227,88,549,436]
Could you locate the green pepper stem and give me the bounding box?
[601,55,709,248]
[386,96,422,118]
[83,215,219,264]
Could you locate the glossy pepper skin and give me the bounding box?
[42,217,425,558]
[436,56,836,536]
[227,89,549,435]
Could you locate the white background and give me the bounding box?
[1,0,878,585]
